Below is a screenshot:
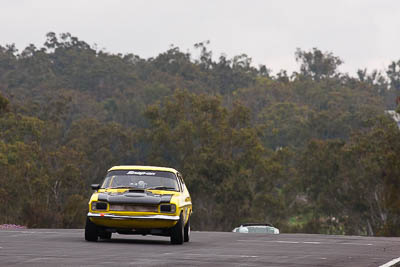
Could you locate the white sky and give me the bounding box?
[1,0,400,75]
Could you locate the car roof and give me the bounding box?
[108,165,179,174]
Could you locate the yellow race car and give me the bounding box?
[85,165,192,244]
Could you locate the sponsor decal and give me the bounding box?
[127,171,156,176]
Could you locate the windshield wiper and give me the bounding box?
[147,186,176,191]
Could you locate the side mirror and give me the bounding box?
[91,184,101,190]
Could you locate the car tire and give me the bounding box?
[184,216,190,242]
[170,214,184,245]
[85,217,98,242]
[99,231,112,240]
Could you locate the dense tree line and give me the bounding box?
[1,33,400,235]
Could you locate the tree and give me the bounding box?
[143,90,282,230]
[295,48,343,80]
[0,93,9,114]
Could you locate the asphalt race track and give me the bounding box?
[1,229,400,266]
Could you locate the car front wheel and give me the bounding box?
[85,217,98,242]
[170,214,184,245]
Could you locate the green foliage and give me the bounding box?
[143,90,257,230]
[1,33,400,236]
[295,48,343,80]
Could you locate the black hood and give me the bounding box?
[97,190,173,205]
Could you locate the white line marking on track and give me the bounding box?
[23,257,53,263]
[341,243,372,246]
[237,240,373,246]
[379,257,400,267]
[182,253,259,258]
[237,240,297,244]
[1,231,58,234]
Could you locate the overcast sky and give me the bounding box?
[1,0,400,75]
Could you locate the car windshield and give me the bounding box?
[246,226,275,233]
[101,170,179,191]
[234,226,276,233]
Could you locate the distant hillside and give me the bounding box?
[1,33,400,236]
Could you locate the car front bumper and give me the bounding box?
[87,212,180,229]
[87,212,179,221]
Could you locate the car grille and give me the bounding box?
[109,204,158,212]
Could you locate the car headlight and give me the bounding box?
[159,204,176,213]
[91,201,108,211]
